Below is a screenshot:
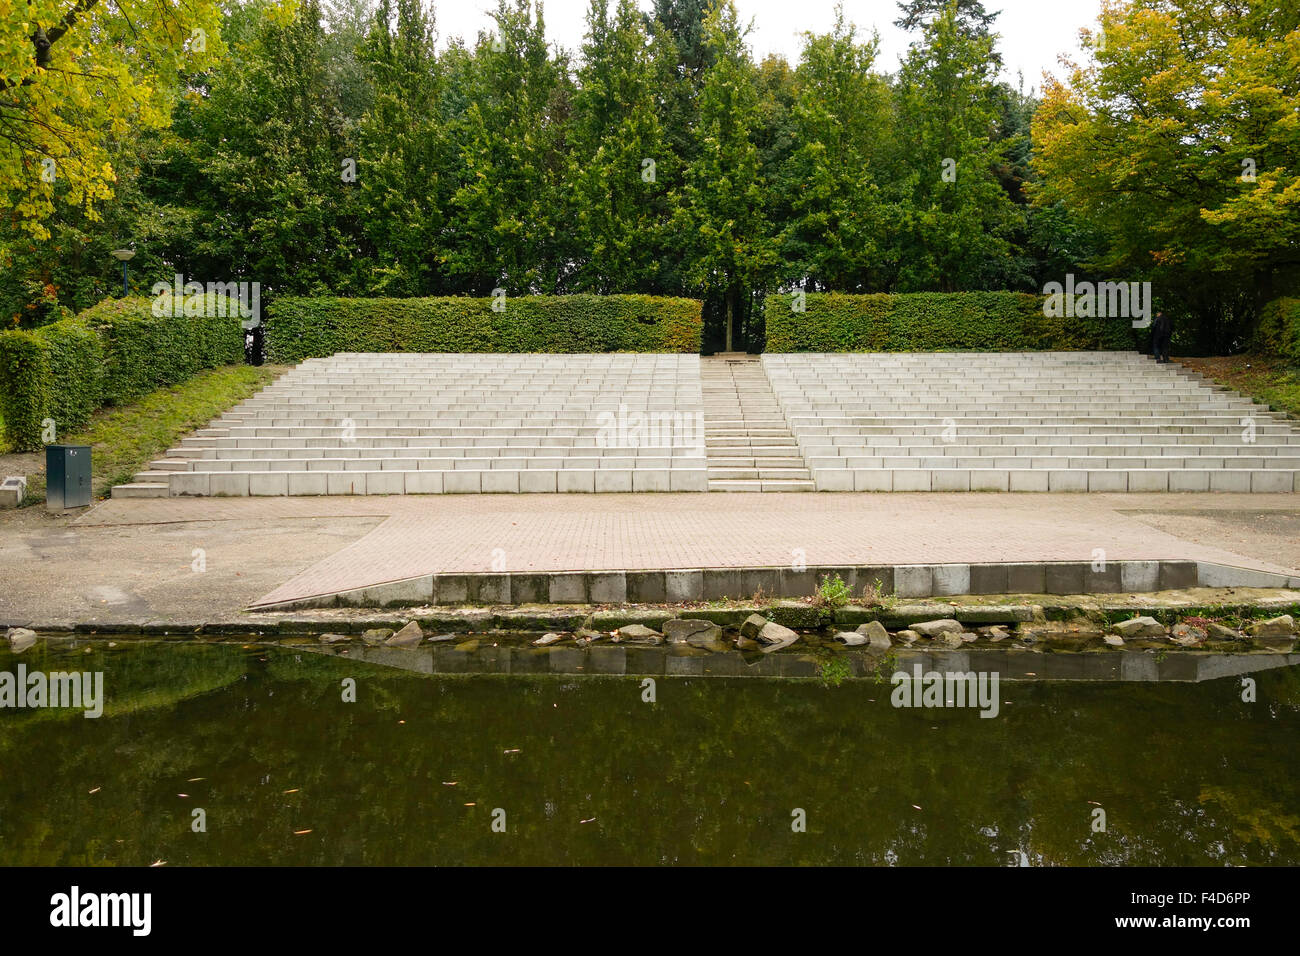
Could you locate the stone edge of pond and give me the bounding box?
[6,587,1298,654]
[244,560,1300,611]
[6,588,1300,636]
[11,634,1300,684]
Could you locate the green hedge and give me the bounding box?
[0,295,244,451]
[764,292,1140,352]
[1254,297,1300,365]
[264,295,703,363]
[0,321,103,451]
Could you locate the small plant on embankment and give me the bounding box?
[861,578,899,611]
[812,573,851,609]
[809,574,853,627]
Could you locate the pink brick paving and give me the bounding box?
[74,492,1300,608]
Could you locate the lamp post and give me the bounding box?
[111,247,135,297]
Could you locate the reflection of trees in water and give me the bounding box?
[1198,787,1300,860]
[1,647,1298,865]
[0,644,246,743]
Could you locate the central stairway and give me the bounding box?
[701,354,814,491]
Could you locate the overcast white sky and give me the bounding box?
[431,0,1105,94]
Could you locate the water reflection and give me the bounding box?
[1,643,1297,865]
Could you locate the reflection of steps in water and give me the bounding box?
[298,644,1300,683]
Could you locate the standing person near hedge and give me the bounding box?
[1151,311,1173,364]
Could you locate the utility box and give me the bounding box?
[46,445,92,510]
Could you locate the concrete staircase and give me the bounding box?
[113,353,708,497]
[762,352,1300,492]
[701,354,814,491]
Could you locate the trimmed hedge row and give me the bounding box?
[0,295,244,451]
[764,292,1140,352]
[1254,297,1300,365]
[264,295,703,363]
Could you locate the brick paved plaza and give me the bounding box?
[2,491,1296,626]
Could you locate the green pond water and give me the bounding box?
[1,641,1298,865]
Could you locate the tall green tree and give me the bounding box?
[445,0,574,294]
[779,5,892,292]
[356,0,448,295]
[566,0,667,293]
[670,0,777,350]
[888,0,1025,291]
[151,0,368,294]
[648,0,713,166]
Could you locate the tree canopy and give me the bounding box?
[3,0,1296,351]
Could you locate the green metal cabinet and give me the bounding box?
[46,445,92,510]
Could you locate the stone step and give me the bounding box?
[707,467,813,480]
[111,482,169,498]
[819,468,1300,493]
[707,478,817,492]
[707,479,765,492]
[168,468,710,496]
[178,459,708,472]
[814,457,1300,470]
[699,457,808,468]
[706,436,798,447]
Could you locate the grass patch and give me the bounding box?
[11,364,285,505]
[1179,356,1300,419]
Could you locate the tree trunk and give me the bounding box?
[724,288,734,352]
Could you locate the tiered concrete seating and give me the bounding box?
[762,352,1300,492]
[114,354,707,496]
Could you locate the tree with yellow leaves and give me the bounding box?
[0,0,241,239]
[1032,0,1300,349]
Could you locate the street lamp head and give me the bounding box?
[111,248,135,262]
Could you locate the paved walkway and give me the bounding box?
[9,492,1286,615]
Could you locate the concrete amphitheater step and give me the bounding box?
[118,353,710,498]
[110,482,169,498]
[112,351,1300,499]
[764,351,1300,493]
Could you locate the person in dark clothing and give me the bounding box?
[1151,311,1172,363]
